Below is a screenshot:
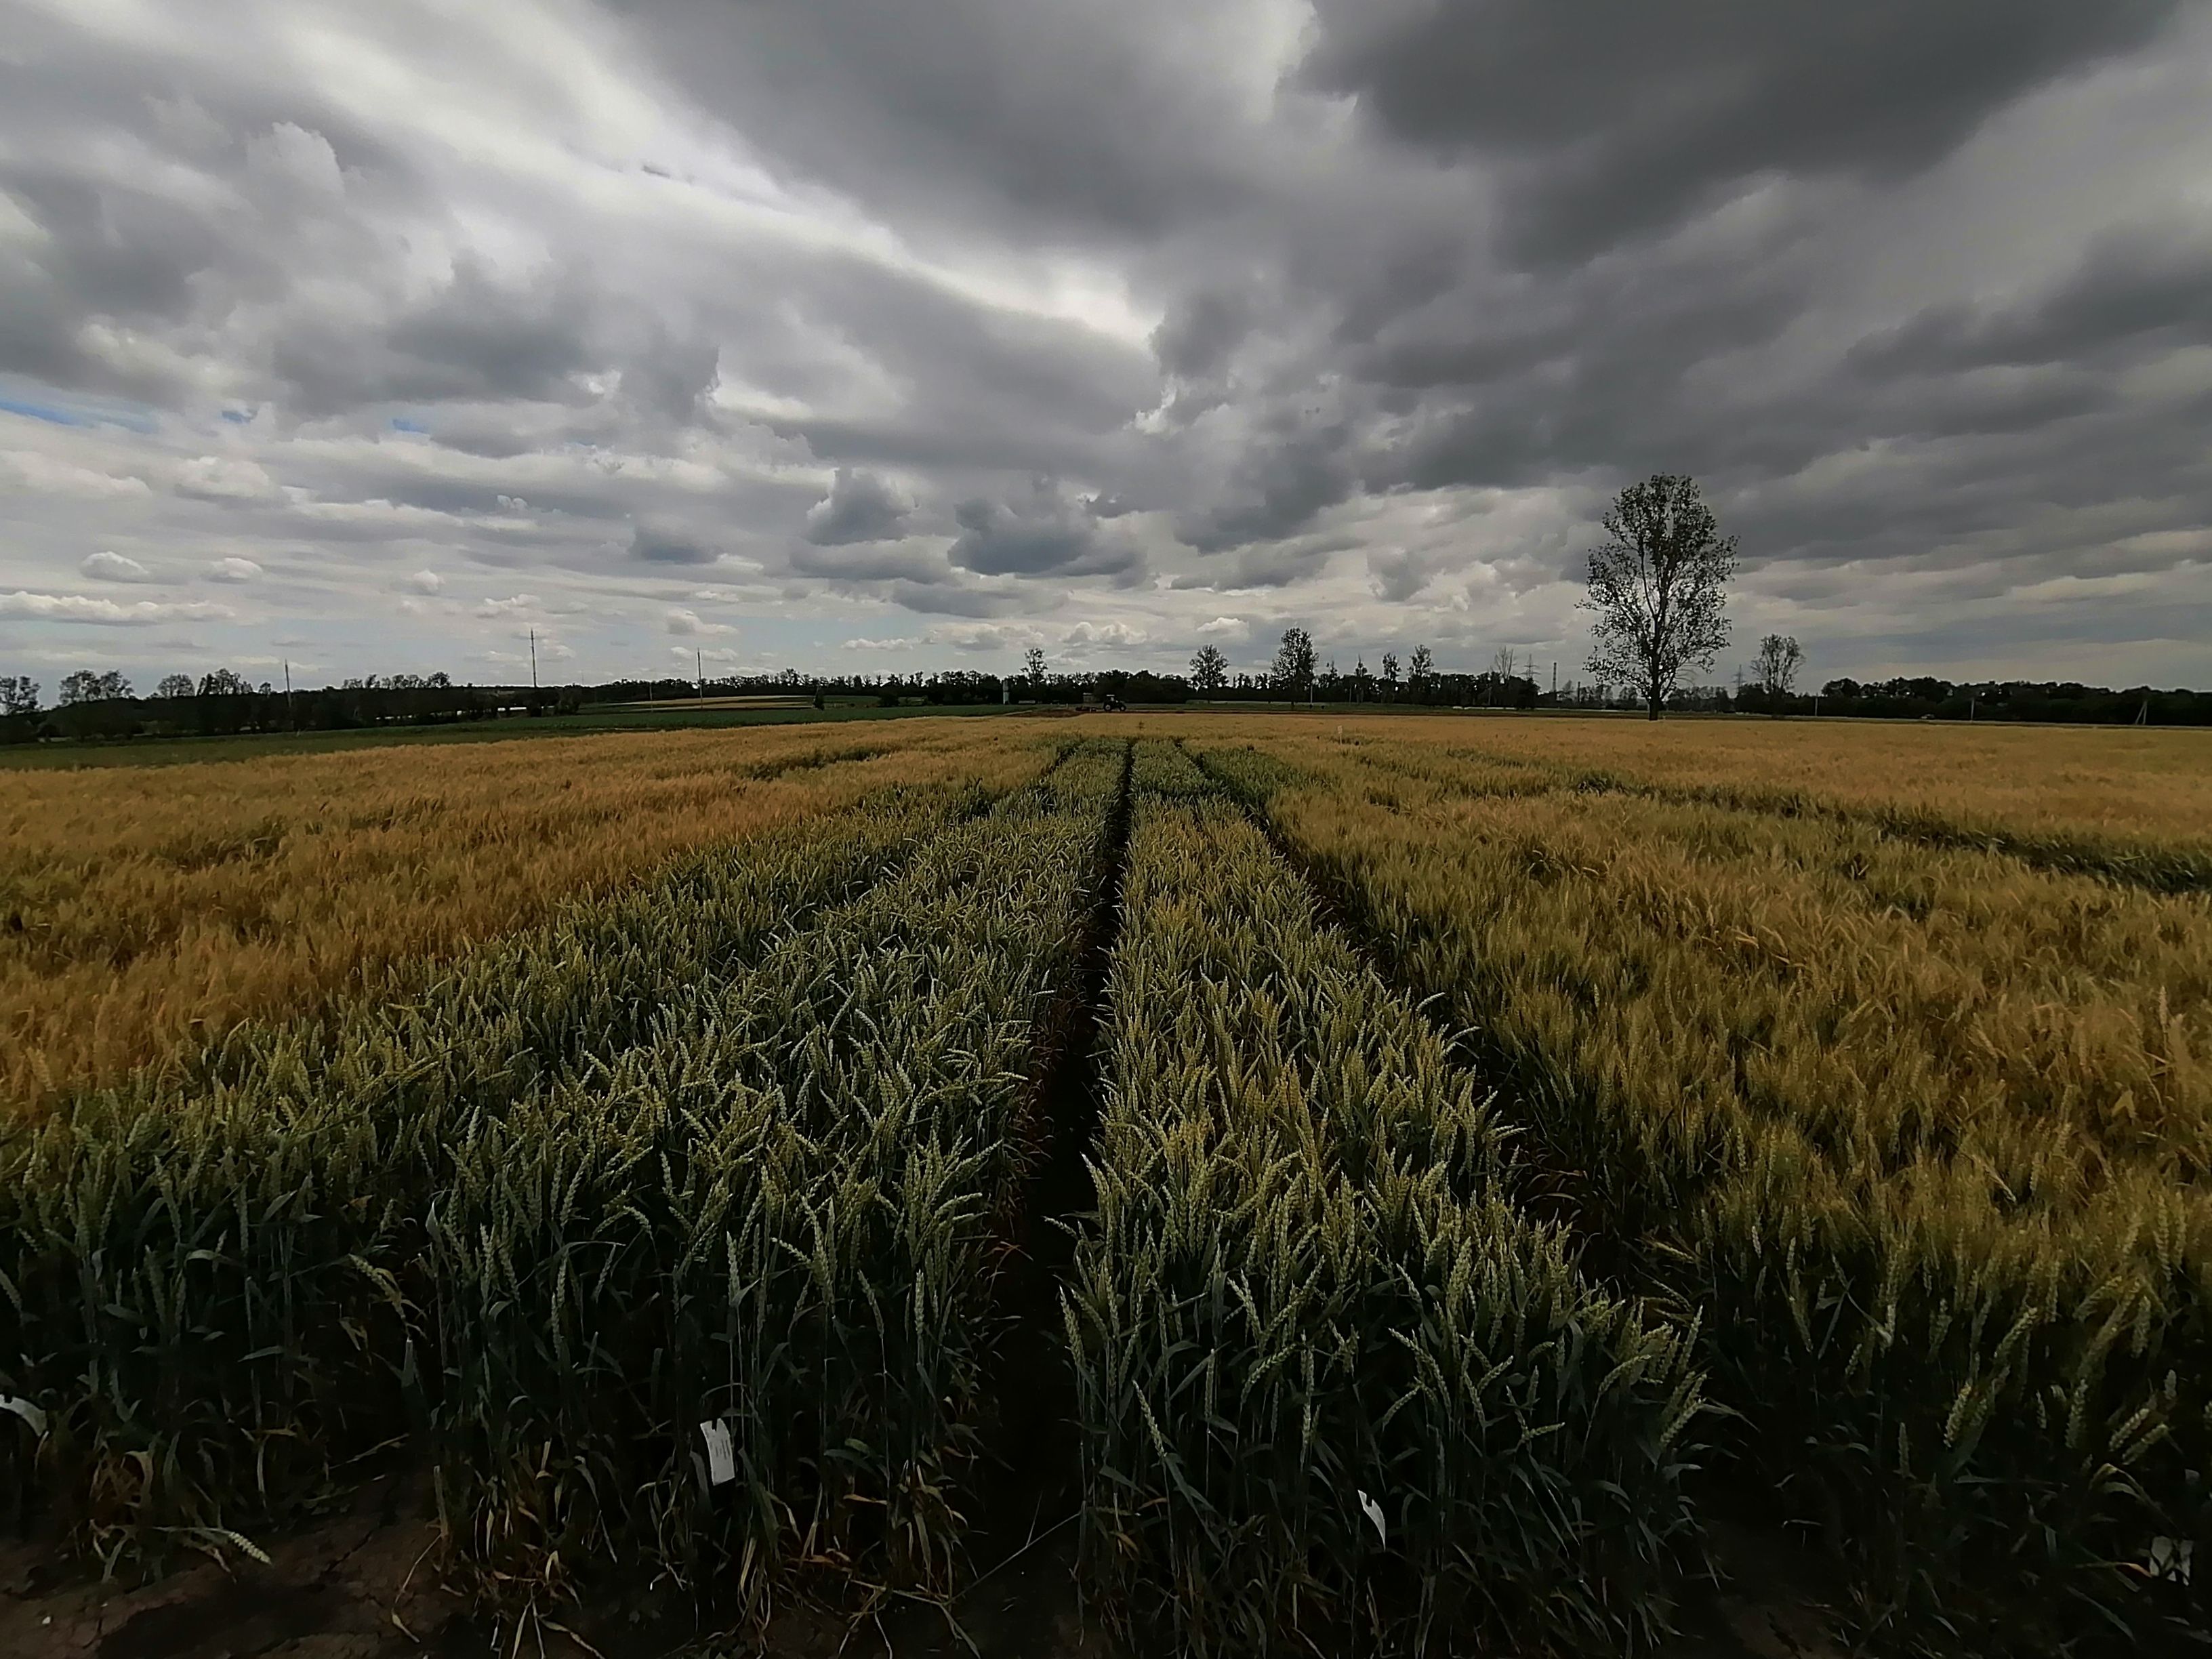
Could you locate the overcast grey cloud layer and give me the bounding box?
[3,0,2209,689]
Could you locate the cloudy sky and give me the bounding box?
[4,0,2211,692]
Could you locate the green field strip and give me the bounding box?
[0,763,1046,1572]
[422,739,1131,1626]
[1065,743,1704,1655]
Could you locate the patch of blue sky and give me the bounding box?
[0,384,159,433]
[0,394,92,427]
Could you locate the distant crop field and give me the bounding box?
[0,718,1044,1110]
[1,715,2204,1655]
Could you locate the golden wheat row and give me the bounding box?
[0,720,1040,1111]
[1197,734,2210,1647]
[1098,710,2212,859]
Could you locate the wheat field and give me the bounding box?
[0,720,1044,1111]
[2,711,2205,1652]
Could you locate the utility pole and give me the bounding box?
[696,649,703,702]
[1551,661,1557,702]
[285,660,293,731]
[529,628,539,691]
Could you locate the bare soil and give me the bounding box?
[0,1488,1844,1659]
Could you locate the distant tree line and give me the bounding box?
[1190,632,1549,708]
[1799,678,2210,724]
[8,620,2205,748]
[609,666,1192,708]
[0,662,1201,745]
[0,669,577,745]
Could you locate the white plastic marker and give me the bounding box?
[2149,1536,2194,1586]
[1356,1489,1387,1547]
[698,1418,737,1487]
[1,1395,48,1437]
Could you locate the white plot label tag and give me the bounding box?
[698,1418,736,1487]
[2149,1536,2194,1586]
[1357,1489,1387,1547]
[1,1395,47,1437]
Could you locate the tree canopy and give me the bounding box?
[1582,474,1736,719]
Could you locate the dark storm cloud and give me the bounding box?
[1368,547,1438,602]
[1850,228,2212,373]
[618,324,722,424]
[1151,290,1252,380]
[947,480,1141,578]
[630,525,721,565]
[1,171,219,326]
[0,167,230,397]
[276,260,594,418]
[3,0,2209,687]
[801,468,909,545]
[1298,0,2185,261]
[790,539,950,583]
[615,0,1259,243]
[1176,414,1364,553]
[883,579,1031,618]
[1169,542,1332,592]
[743,256,1158,478]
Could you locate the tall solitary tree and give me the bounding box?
[1272,627,1316,701]
[156,674,195,699]
[1189,644,1229,693]
[1023,645,1048,691]
[1581,474,1736,720]
[1752,634,1804,716]
[1406,644,1434,699]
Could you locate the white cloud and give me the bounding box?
[664,607,737,636]
[81,550,157,583]
[3,451,152,499]
[0,592,234,625]
[924,621,1036,653]
[476,594,541,617]
[245,121,346,200]
[1197,615,1248,638]
[176,456,280,503]
[406,569,445,594]
[1063,619,1147,647]
[207,556,264,581]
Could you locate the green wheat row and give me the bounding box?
[1065,743,1704,1656]
[0,756,1059,1575]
